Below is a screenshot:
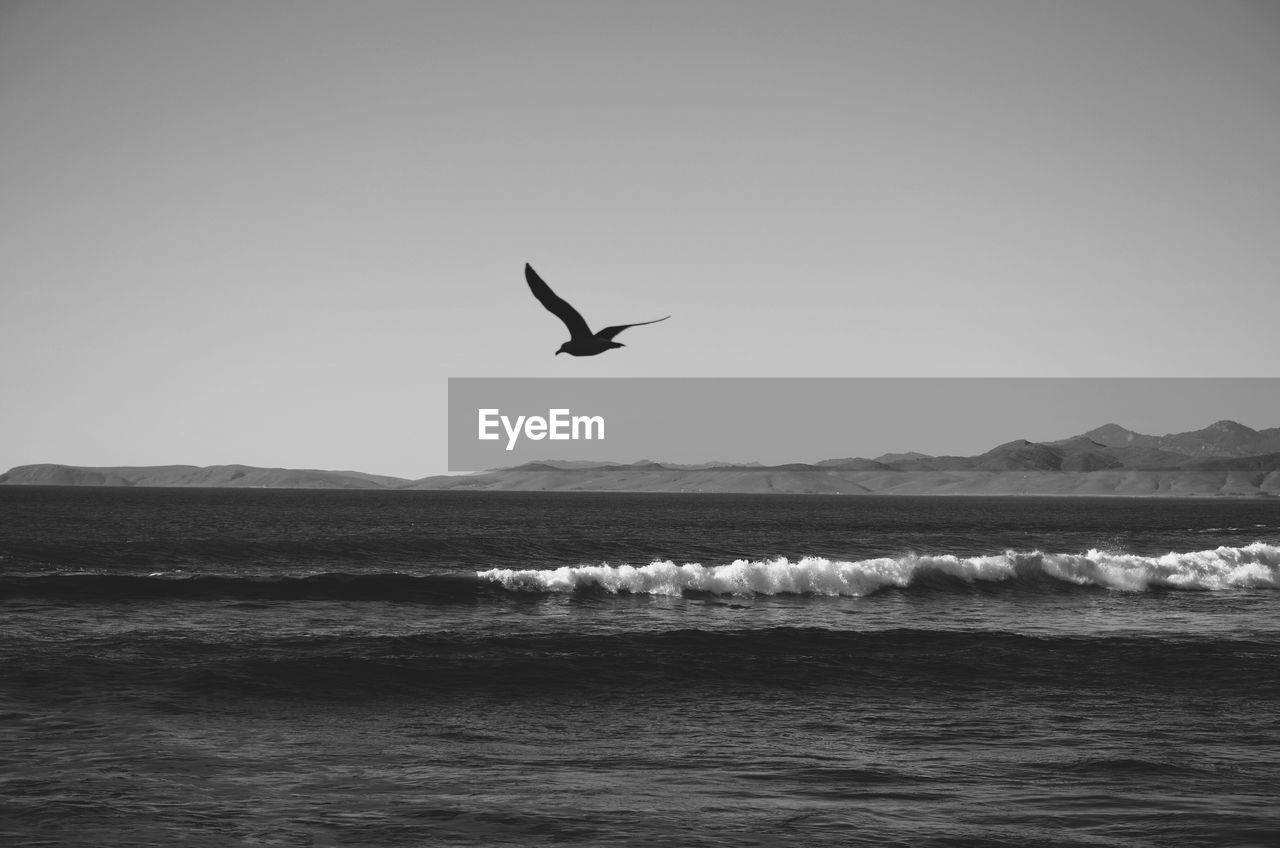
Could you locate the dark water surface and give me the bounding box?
[3,488,1279,847]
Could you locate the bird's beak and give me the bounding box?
[555,350,563,355]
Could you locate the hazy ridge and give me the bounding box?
[5,420,1280,496]
[0,464,410,490]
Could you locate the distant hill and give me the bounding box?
[871,451,931,464]
[5,420,1280,496]
[0,464,411,489]
[1081,420,1280,458]
[404,419,1280,497]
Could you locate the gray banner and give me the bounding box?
[448,378,1280,471]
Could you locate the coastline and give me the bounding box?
[1,476,1275,498]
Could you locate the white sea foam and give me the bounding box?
[477,543,1280,596]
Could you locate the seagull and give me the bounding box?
[525,263,669,356]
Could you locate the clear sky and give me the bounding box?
[3,1,1278,477]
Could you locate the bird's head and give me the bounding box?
[556,343,569,355]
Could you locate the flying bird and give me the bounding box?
[525,263,669,356]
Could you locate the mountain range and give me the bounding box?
[4,420,1280,496]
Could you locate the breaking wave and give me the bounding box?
[7,544,1278,603]
[478,542,1280,596]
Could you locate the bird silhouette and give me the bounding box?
[525,263,669,356]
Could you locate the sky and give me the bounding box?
[3,0,1279,478]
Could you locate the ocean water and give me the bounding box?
[2,487,1279,848]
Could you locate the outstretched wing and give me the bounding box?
[525,264,592,339]
[595,315,670,341]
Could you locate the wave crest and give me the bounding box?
[477,542,1280,596]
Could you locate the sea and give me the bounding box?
[2,487,1279,848]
